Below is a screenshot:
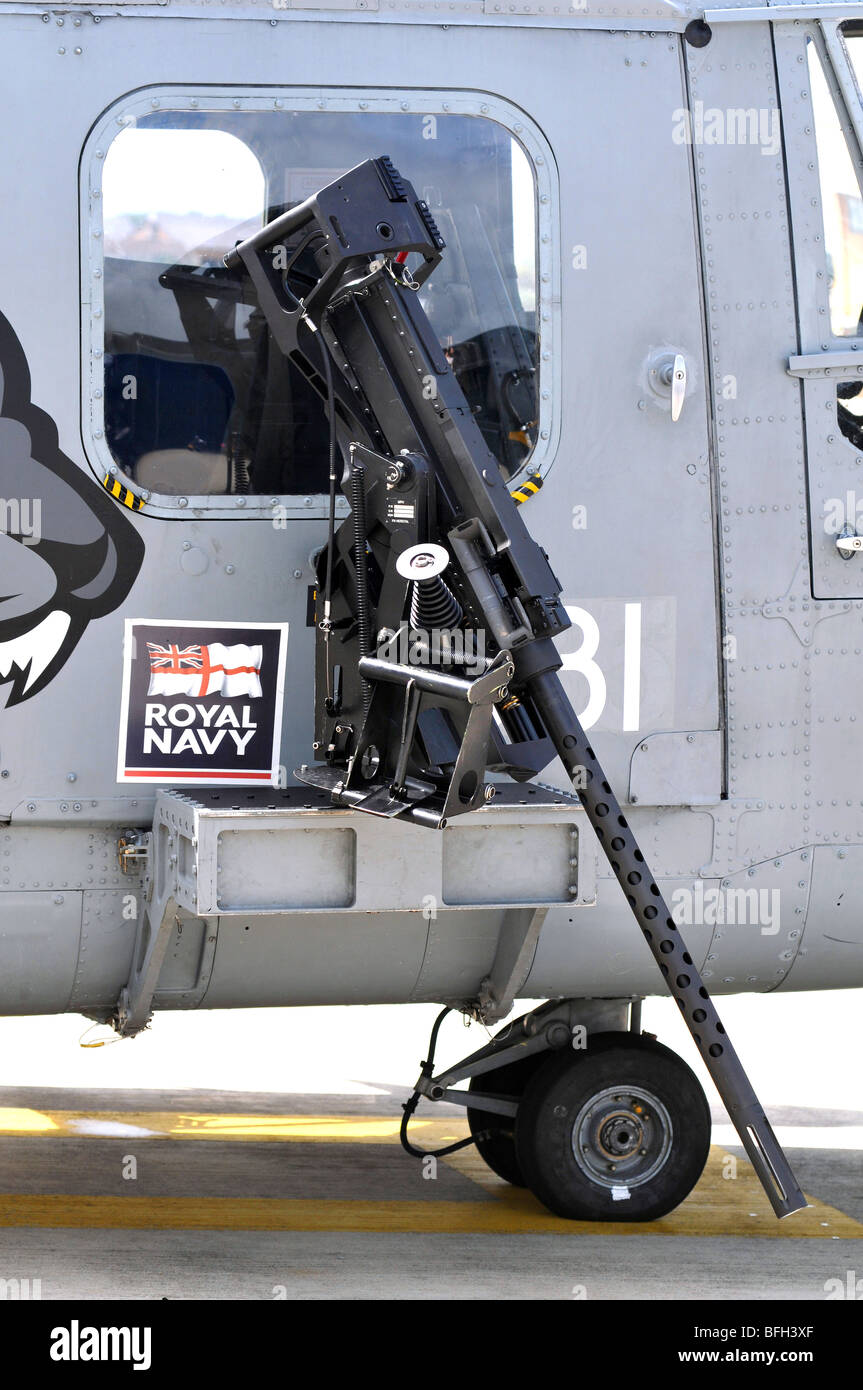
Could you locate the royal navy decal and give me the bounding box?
[117,620,289,785]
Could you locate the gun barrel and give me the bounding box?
[527,665,808,1219]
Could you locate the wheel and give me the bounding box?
[515,1032,710,1221]
[467,1040,548,1187]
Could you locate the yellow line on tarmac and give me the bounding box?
[0,1109,457,1144]
[0,1109,859,1236]
[0,1189,857,1237]
[0,1150,860,1237]
[439,1145,863,1237]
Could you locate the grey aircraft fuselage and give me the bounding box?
[1,0,862,1025]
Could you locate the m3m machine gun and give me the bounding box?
[224,156,807,1223]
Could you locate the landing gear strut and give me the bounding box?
[467,1031,548,1187]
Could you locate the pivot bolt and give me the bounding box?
[385,460,410,487]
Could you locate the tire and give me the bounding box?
[467,1044,549,1187]
[515,1032,711,1221]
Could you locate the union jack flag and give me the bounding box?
[145,639,263,699]
[147,643,205,675]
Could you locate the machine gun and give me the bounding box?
[225,156,807,1219]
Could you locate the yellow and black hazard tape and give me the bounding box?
[509,472,543,506]
[103,473,145,511]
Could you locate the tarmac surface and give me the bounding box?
[0,1084,860,1300]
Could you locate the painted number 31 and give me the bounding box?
[561,604,642,732]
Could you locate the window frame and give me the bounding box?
[80,84,559,522]
[775,17,863,596]
[786,23,863,351]
[811,23,863,337]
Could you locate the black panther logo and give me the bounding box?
[0,311,144,706]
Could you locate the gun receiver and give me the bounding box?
[225,156,807,1220]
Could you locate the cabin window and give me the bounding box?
[842,26,863,113]
[807,38,863,338]
[96,101,540,503]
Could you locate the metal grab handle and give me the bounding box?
[836,527,863,558]
[223,198,316,270]
[660,352,687,422]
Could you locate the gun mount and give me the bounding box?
[222,156,807,1220]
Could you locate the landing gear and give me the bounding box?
[404,1006,712,1221]
[466,1034,547,1187]
[515,1033,710,1221]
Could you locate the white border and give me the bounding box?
[117,617,290,784]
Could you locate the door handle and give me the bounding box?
[660,353,687,422]
[647,350,688,421]
[836,525,863,558]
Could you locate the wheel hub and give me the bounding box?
[597,1110,645,1159]
[571,1085,673,1190]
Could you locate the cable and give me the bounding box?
[316,321,340,711]
[270,256,340,708]
[350,463,373,715]
[399,1006,495,1160]
[78,1020,122,1048]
